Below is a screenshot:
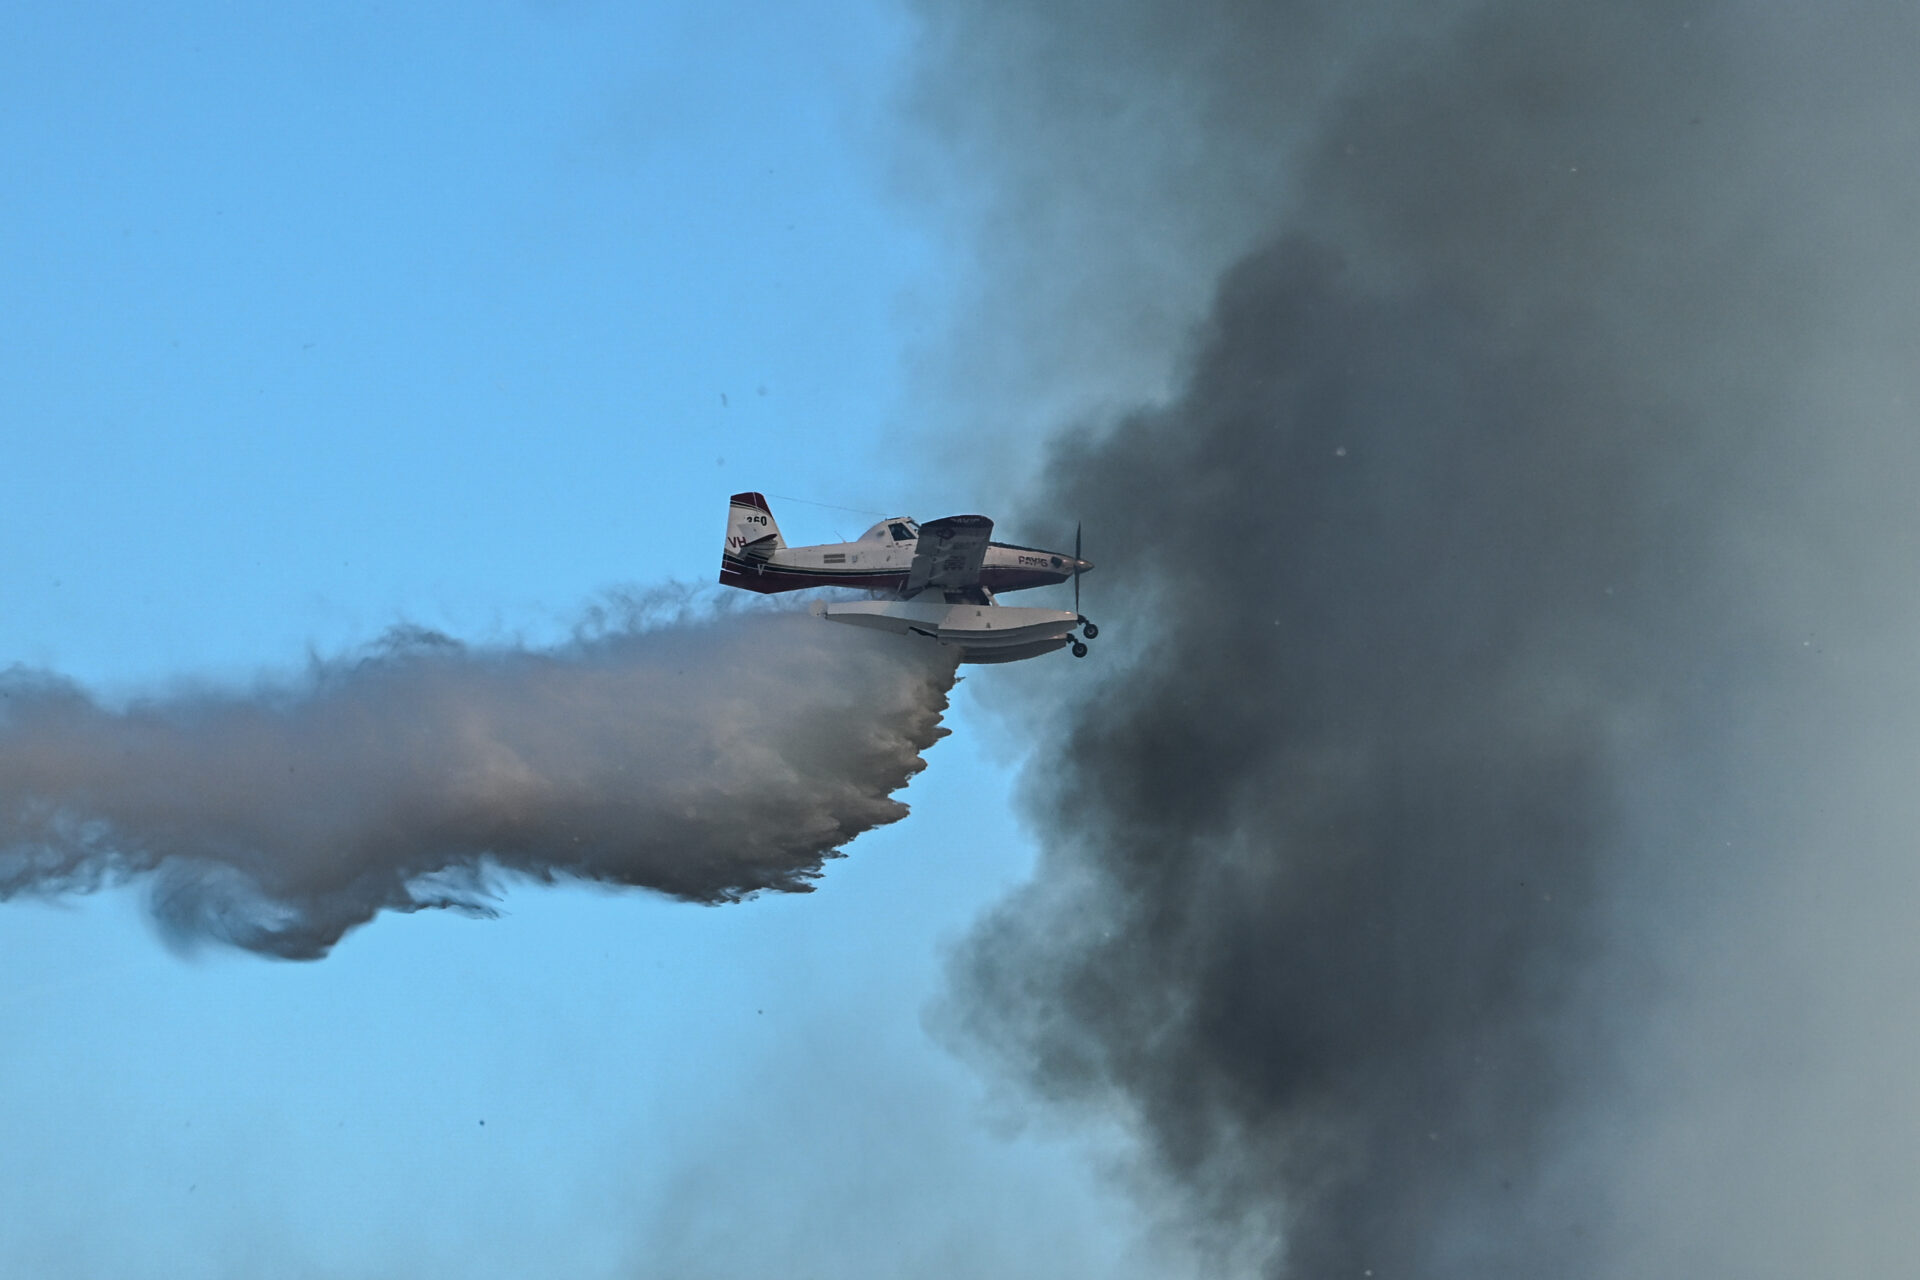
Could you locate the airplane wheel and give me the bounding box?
[1080,621,1099,639]
[1071,640,1089,658]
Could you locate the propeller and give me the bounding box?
[1070,523,1099,641]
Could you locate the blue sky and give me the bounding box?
[0,5,1153,1275]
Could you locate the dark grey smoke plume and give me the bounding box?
[0,602,956,959]
[918,1,1920,1276]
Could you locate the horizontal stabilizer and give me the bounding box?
[720,492,789,590]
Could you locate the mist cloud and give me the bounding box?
[0,602,957,959]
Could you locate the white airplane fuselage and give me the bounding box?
[719,493,1095,663]
[722,522,1084,597]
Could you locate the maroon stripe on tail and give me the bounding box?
[729,492,771,513]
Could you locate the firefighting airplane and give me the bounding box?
[719,492,1096,662]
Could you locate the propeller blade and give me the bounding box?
[1074,521,1082,615]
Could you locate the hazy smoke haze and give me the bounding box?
[0,604,957,959]
[914,1,1920,1275]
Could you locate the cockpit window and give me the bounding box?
[889,522,914,541]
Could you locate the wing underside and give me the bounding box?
[904,515,994,595]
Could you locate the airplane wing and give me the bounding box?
[904,515,994,595]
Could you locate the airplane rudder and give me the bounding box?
[725,491,784,551]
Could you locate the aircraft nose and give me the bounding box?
[1074,557,1094,575]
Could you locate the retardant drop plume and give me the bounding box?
[0,602,957,959]
[917,1,1920,1276]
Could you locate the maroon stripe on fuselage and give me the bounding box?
[719,558,909,595]
[719,554,1072,597]
[977,567,1073,593]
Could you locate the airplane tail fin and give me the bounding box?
[720,492,785,589]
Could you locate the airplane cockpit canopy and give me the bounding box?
[859,518,920,543]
